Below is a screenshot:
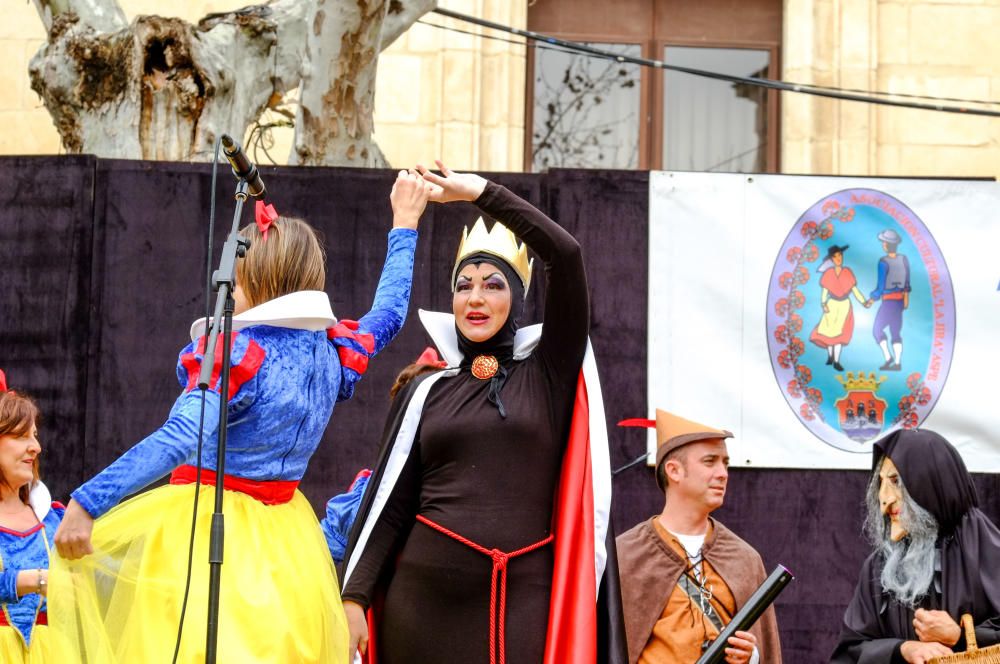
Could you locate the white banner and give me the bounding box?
[648,171,1000,470]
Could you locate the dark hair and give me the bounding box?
[389,363,445,399]
[656,446,689,491]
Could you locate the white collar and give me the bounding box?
[189,290,337,341]
[417,309,542,368]
[28,480,51,522]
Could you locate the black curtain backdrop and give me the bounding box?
[1,156,998,661]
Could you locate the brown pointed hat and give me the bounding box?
[655,408,733,477]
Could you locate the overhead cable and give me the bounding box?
[429,7,1000,117]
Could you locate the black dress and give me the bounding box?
[340,182,589,663]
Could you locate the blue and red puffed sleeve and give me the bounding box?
[328,227,416,402]
[320,469,371,564]
[71,333,265,519]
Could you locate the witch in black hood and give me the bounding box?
[831,429,1000,663]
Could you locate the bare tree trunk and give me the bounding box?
[29,0,309,160]
[28,0,436,164]
[292,0,437,166]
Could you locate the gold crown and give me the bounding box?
[452,217,533,293]
[836,371,888,392]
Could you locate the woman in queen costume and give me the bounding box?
[48,172,433,663]
[337,162,625,664]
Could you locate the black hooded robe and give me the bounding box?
[831,429,1000,663]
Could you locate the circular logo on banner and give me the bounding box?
[766,189,955,452]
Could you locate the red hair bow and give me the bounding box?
[255,200,279,241]
[0,369,6,392]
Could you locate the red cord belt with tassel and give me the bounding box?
[415,514,554,664]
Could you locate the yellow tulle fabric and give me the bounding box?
[48,483,349,663]
[0,624,74,663]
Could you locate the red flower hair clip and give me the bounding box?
[255,200,279,241]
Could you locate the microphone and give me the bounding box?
[220,134,266,197]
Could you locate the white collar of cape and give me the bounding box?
[187,290,336,342]
[28,480,52,522]
[343,308,611,604]
[418,309,541,366]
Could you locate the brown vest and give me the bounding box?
[616,517,783,664]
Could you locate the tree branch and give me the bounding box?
[379,0,436,51]
[31,0,127,34]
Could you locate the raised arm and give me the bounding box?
[418,161,589,382]
[352,170,431,355]
[69,390,222,521]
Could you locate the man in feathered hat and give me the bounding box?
[616,410,782,664]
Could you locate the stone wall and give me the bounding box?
[783,0,1000,177]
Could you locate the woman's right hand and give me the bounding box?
[54,499,95,560]
[416,160,487,203]
[345,600,369,660]
[391,169,435,230]
[900,640,953,663]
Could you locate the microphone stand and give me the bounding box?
[198,179,251,664]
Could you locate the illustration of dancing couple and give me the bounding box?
[808,229,911,372]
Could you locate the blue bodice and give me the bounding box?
[73,228,417,519]
[0,505,64,647]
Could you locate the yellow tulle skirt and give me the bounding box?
[0,624,74,663]
[48,483,349,663]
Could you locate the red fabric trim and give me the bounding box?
[338,348,370,375]
[227,338,266,397]
[169,465,298,505]
[51,501,66,510]
[180,336,207,392]
[328,320,376,375]
[0,611,46,627]
[0,522,43,537]
[328,320,376,354]
[544,371,598,664]
[182,335,264,395]
[363,606,378,664]
[350,469,373,491]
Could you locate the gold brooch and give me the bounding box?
[470,355,499,380]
